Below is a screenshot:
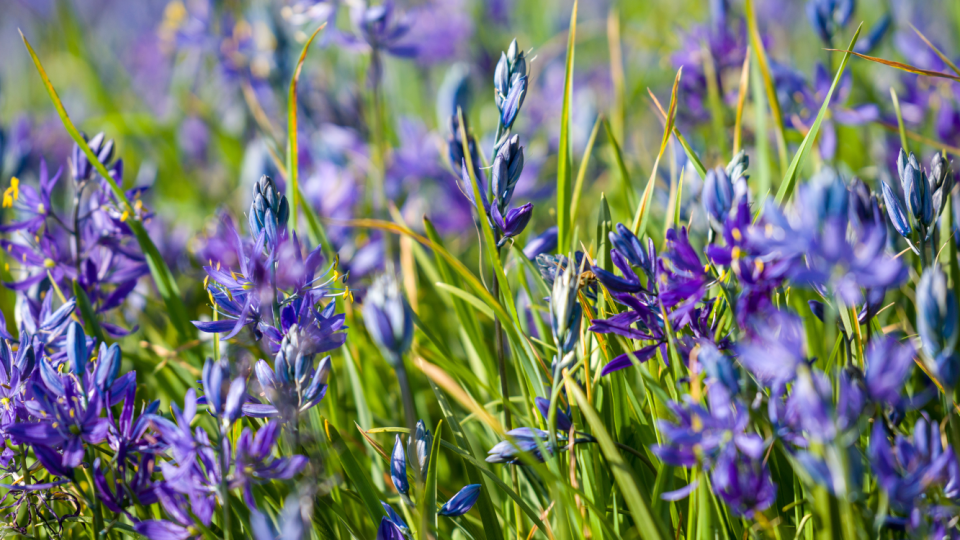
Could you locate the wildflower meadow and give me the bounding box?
[3,0,960,538]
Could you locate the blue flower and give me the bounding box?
[438,484,481,517]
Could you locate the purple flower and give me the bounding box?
[710,445,777,518]
[8,377,109,469]
[870,416,954,511]
[864,336,916,406]
[486,427,566,464]
[232,421,307,505]
[653,382,764,469]
[135,483,214,540]
[491,203,533,247]
[243,354,330,422]
[736,309,806,389]
[438,484,481,517]
[523,226,558,260]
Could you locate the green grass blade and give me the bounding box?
[435,283,494,319]
[556,0,579,252]
[325,419,387,526]
[889,87,909,153]
[566,376,667,540]
[419,419,444,539]
[427,380,499,540]
[20,31,196,346]
[602,118,637,214]
[733,50,751,155]
[751,47,773,197]
[287,23,326,232]
[570,116,602,231]
[632,68,682,235]
[73,281,105,344]
[745,0,788,175]
[646,89,707,180]
[775,25,862,206]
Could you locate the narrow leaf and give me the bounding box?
[556,0,579,252]
[776,25,863,205]
[287,23,326,231]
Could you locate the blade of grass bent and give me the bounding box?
[632,68,682,236]
[647,89,707,179]
[287,23,326,233]
[911,24,960,77]
[557,0,579,252]
[775,25,862,206]
[21,31,195,345]
[826,48,960,82]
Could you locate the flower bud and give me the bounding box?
[362,273,413,366]
[550,255,583,355]
[703,167,734,232]
[491,135,524,212]
[880,180,911,238]
[916,265,960,385]
[249,175,290,244]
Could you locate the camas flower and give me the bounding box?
[232,421,307,506]
[870,416,954,512]
[8,374,109,469]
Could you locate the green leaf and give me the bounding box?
[566,375,667,539]
[569,116,602,232]
[434,283,494,319]
[20,31,196,347]
[286,23,326,231]
[418,419,444,539]
[775,25,863,205]
[73,281,105,344]
[427,380,498,540]
[632,68,682,236]
[556,0,579,252]
[746,0,788,174]
[325,419,387,526]
[602,118,637,213]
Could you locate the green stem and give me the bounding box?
[218,430,232,540]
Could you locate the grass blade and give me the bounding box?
[746,0,788,174]
[775,25,862,206]
[434,283,494,319]
[557,0,579,252]
[287,23,326,232]
[733,48,751,154]
[602,118,637,213]
[632,68,682,235]
[419,419,444,539]
[324,419,387,526]
[646,89,707,179]
[826,48,960,82]
[890,87,909,153]
[911,24,960,77]
[73,281,105,344]
[566,374,667,540]
[569,116,602,230]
